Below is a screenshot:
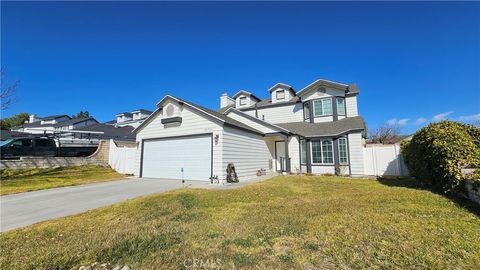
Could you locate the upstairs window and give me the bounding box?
[276,90,285,100]
[303,102,310,120]
[313,98,333,117]
[337,97,345,116]
[239,97,247,106]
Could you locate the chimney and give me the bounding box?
[220,93,235,109]
[29,114,39,123]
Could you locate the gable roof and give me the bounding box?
[296,79,350,97]
[134,95,263,135]
[276,116,365,137]
[267,82,295,94]
[223,107,290,133]
[232,90,261,101]
[42,114,71,120]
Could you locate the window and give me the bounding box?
[311,139,334,164]
[313,98,333,117]
[337,97,345,116]
[276,90,285,100]
[12,139,31,147]
[303,102,310,120]
[35,139,55,148]
[338,138,348,164]
[300,140,307,164]
[239,97,247,106]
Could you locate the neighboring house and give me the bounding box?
[112,109,152,128]
[12,114,98,134]
[0,130,29,141]
[76,123,135,140]
[132,78,366,182]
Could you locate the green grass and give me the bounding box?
[0,165,126,195]
[1,176,479,269]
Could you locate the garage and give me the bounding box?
[141,134,212,181]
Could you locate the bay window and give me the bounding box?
[300,140,307,164]
[311,139,334,164]
[336,97,345,116]
[313,98,333,117]
[338,138,348,164]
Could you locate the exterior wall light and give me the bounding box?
[214,134,219,145]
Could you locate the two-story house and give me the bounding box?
[111,109,153,128]
[133,78,365,181]
[12,114,98,134]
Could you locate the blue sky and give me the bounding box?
[2,1,479,133]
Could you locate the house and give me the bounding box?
[132,78,366,181]
[12,114,97,134]
[112,109,152,128]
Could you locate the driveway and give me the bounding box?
[1,178,209,232]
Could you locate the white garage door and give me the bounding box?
[142,135,212,181]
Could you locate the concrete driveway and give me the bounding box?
[1,178,209,232]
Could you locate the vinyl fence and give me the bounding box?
[363,144,409,177]
[108,140,137,174]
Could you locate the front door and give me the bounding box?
[275,141,286,172]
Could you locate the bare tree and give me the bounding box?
[369,124,402,144]
[1,69,19,111]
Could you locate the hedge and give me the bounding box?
[401,120,480,192]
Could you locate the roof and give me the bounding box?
[115,112,133,117]
[268,83,295,93]
[53,117,97,127]
[131,109,153,114]
[41,114,71,120]
[236,96,301,111]
[219,104,235,114]
[232,90,261,101]
[276,116,366,137]
[104,120,117,125]
[135,95,263,135]
[77,123,135,139]
[0,130,30,141]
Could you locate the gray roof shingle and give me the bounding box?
[276,116,365,137]
[77,123,135,139]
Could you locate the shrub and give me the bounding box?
[401,120,480,192]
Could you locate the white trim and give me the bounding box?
[297,79,349,96]
[224,107,291,133]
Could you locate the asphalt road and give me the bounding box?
[0,178,209,232]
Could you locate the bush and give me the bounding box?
[401,120,480,192]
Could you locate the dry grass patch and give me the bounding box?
[0,165,126,195]
[0,176,479,269]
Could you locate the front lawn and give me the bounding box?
[1,176,479,269]
[0,165,126,195]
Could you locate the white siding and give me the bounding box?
[348,132,364,175]
[134,102,223,177]
[222,126,271,180]
[346,96,358,117]
[235,94,257,109]
[289,136,301,173]
[272,88,295,103]
[226,111,278,133]
[311,166,335,174]
[243,103,304,124]
[301,88,344,102]
[313,116,334,123]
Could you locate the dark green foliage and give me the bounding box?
[0,112,29,129]
[72,111,90,118]
[401,120,480,192]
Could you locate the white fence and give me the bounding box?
[108,140,137,174]
[363,144,409,177]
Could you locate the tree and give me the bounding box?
[0,112,29,130]
[368,124,402,144]
[72,111,90,118]
[1,69,19,111]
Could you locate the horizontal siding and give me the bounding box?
[134,103,223,177]
[348,132,364,175]
[289,136,301,173]
[226,111,278,133]
[222,126,271,180]
[243,103,304,124]
[302,88,344,101]
[311,166,335,174]
[346,96,358,117]
[313,116,334,123]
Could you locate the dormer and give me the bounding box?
[268,83,296,103]
[232,90,260,108]
[131,109,152,120]
[116,112,133,123]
